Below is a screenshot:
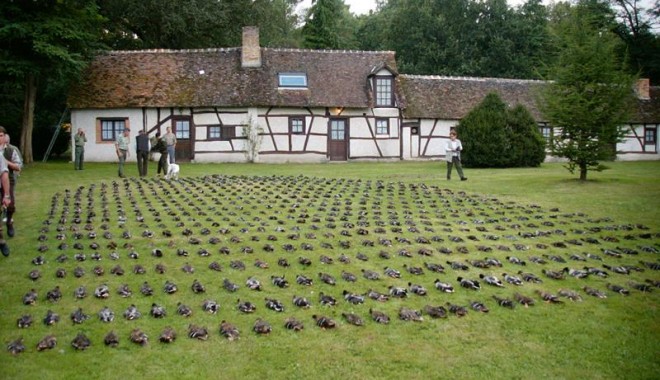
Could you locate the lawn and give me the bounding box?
[0,160,658,380]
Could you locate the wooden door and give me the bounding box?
[173,118,193,161]
[328,118,348,161]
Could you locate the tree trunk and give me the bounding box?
[20,73,37,164]
[579,164,588,181]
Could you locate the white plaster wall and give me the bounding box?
[70,109,144,162]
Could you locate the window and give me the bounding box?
[100,119,126,141]
[644,127,657,145]
[207,125,236,141]
[374,77,393,107]
[278,73,307,88]
[208,126,222,140]
[290,117,305,134]
[174,119,190,139]
[375,118,389,135]
[539,124,553,142]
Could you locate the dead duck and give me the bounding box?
[470,300,490,313]
[312,314,336,329]
[423,305,448,318]
[383,267,401,278]
[446,303,469,317]
[188,324,209,340]
[479,274,504,287]
[117,283,132,298]
[229,260,245,271]
[123,304,141,320]
[140,281,154,296]
[237,299,257,313]
[104,331,119,347]
[603,264,630,275]
[388,286,408,298]
[17,315,33,328]
[73,266,86,278]
[341,271,357,282]
[424,262,445,273]
[403,264,424,275]
[191,279,206,294]
[154,263,167,274]
[399,307,423,322]
[28,269,41,281]
[271,275,289,288]
[208,261,223,272]
[502,273,523,286]
[457,277,481,290]
[298,256,312,266]
[202,299,220,314]
[506,256,527,266]
[517,271,543,283]
[367,289,389,302]
[129,329,148,346]
[223,278,239,292]
[277,258,290,267]
[36,334,57,351]
[319,272,336,285]
[133,264,146,275]
[434,279,454,293]
[319,292,337,306]
[70,308,90,324]
[535,290,564,304]
[584,266,609,277]
[110,264,124,276]
[542,269,565,280]
[7,337,25,355]
[628,281,654,292]
[159,327,177,343]
[562,267,589,279]
[43,310,60,326]
[46,286,62,302]
[150,303,166,318]
[55,268,67,278]
[284,317,304,331]
[265,297,285,312]
[98,306,115,322]
[177,302,193,317]
[408,282,428,296]
[163,280,178,294]
[558,289,583,301]
[583,286,607,298]
[181,263,195,274]
[71,333,91,350]
[606,283,630,295]
[292,295,311,308]
[492,295,515,309]
[447,261,470,271]
[342,312,364,326]
[369,309,390,324]
[23,289,38,305]
[220,320,240,340]
[295,274,313,286]
[514,293,535,307]
[253,318,272,335]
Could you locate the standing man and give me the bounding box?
[163,126,177,164]
[0,129,23,238]
[151,132,169,176]
[74,128,87,170]
[445,129,467,181]
[115,127,130,178]
[135,130,150,177]
[0,153,12,256]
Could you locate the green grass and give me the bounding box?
[0,160,658,380]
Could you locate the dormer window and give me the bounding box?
[279,73,307,88]
[374,76,393,107]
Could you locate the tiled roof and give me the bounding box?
[633,87,660,123]
[67,48,398,109]
[399,75,546,121]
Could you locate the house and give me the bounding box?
[67,27,659,164]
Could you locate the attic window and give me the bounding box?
[279,73,307,88]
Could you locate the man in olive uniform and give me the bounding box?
[115,128,131,178]
[135,130,150,177]
[74,128,87,170]
[0,153,13,256]
[0,128,22,238]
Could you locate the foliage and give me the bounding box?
[540,0,637,180]
[99,0,303,49]
[456,92,545,169]
[301,0,358,49]
[507,104,546,167]
[0,0,106,163]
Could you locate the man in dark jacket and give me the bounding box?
[151,132,168,176]
[136,130,150,177]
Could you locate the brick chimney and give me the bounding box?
[635,78,650,100]
[241,26,261,68]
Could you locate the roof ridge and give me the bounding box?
[400,74,546,84]
[263,47,396,54]
[106,48,240,54]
